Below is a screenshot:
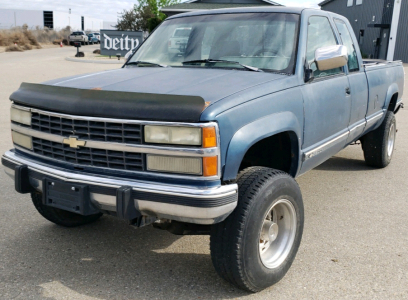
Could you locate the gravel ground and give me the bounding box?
[0,44,407,300]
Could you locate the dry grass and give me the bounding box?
[0,24,72,51]
[5,45,24,52]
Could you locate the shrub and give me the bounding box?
[93,49,101,54]
[21,44,33,50]
[0,25,71,51]
[5,45,24,52]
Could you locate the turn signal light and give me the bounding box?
[203,156,218,177]
[203,127,217,148]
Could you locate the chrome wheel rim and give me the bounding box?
[259,199,297,269]
[387,123,396,157]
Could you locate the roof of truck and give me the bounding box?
[166,6,315,20]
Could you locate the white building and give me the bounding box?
[0,8,106,31]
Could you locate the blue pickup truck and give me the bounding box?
[2,7,404,292]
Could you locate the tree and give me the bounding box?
[116,0,180,32]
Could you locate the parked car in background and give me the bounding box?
[88,33,100,44]
[168,27,191,55]
[92,32,100,41]
[69,31,89,45]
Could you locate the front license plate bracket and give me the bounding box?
[42,178,99,215]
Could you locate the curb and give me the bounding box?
[65,57,125,64]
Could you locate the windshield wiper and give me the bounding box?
[182,59,262,72]
[127,61,168,68]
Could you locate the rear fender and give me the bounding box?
[384,83,399,112]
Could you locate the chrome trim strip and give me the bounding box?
[366,111,384,126]
[13,145,220,181]
[12,105,31,112]
[11,123,219,157]
[2,151,237,198]
[349,121,366,133]
[136,201,237,224]
[303,111,385,162]
[303,131,349,161]
[12,104,216,128]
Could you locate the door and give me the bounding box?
[378,28,390,60]
[300,16,351,174]
[334,18,369,143]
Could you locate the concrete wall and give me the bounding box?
[0,9,104,32]
[0,9,43,29]
[53,11,82,31]
[84,17,104,32]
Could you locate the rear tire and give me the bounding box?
[31,192,103,227]
[361,111,396,168]
[210,167,304,292]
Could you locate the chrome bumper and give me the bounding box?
[2,150,238,225]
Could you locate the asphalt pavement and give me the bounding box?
[0,44,407,299]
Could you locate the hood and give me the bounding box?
[45,67,287,104]
[11,67,287,122]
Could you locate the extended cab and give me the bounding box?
[2,7,404,292]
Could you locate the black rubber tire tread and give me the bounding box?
[210,167,304,292]
[362,111,396,168]
[31,192,103,227]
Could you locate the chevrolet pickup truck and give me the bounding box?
[2,7,404,292]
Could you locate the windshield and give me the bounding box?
[128,13,299,73]
[72,32,83,36]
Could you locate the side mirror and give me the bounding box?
[315,45,348,71]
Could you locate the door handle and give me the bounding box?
[345,87,351,95]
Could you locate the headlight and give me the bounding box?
[145,126,202,146]
[11,107,31,126]
[147,155,202,175]
[12,131,32,149]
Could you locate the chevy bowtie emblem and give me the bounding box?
[63,136,86,148]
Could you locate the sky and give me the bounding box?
[0,0,321,22]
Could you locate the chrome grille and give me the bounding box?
[31,112,142,145]
[32,137,144,171]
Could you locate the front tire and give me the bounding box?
[31,192,103,227]
[210,167,304,292]
[361,111,396,168]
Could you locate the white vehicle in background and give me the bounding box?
[168,27,191,55]
[69,31,89,45]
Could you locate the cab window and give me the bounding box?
[307,16,342,78]
[334,19,360,72]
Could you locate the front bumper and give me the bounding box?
[2,150,238,225]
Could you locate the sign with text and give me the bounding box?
[100,30,144,57]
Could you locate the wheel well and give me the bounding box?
[238,132,299,177]
[388,93,398,111]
